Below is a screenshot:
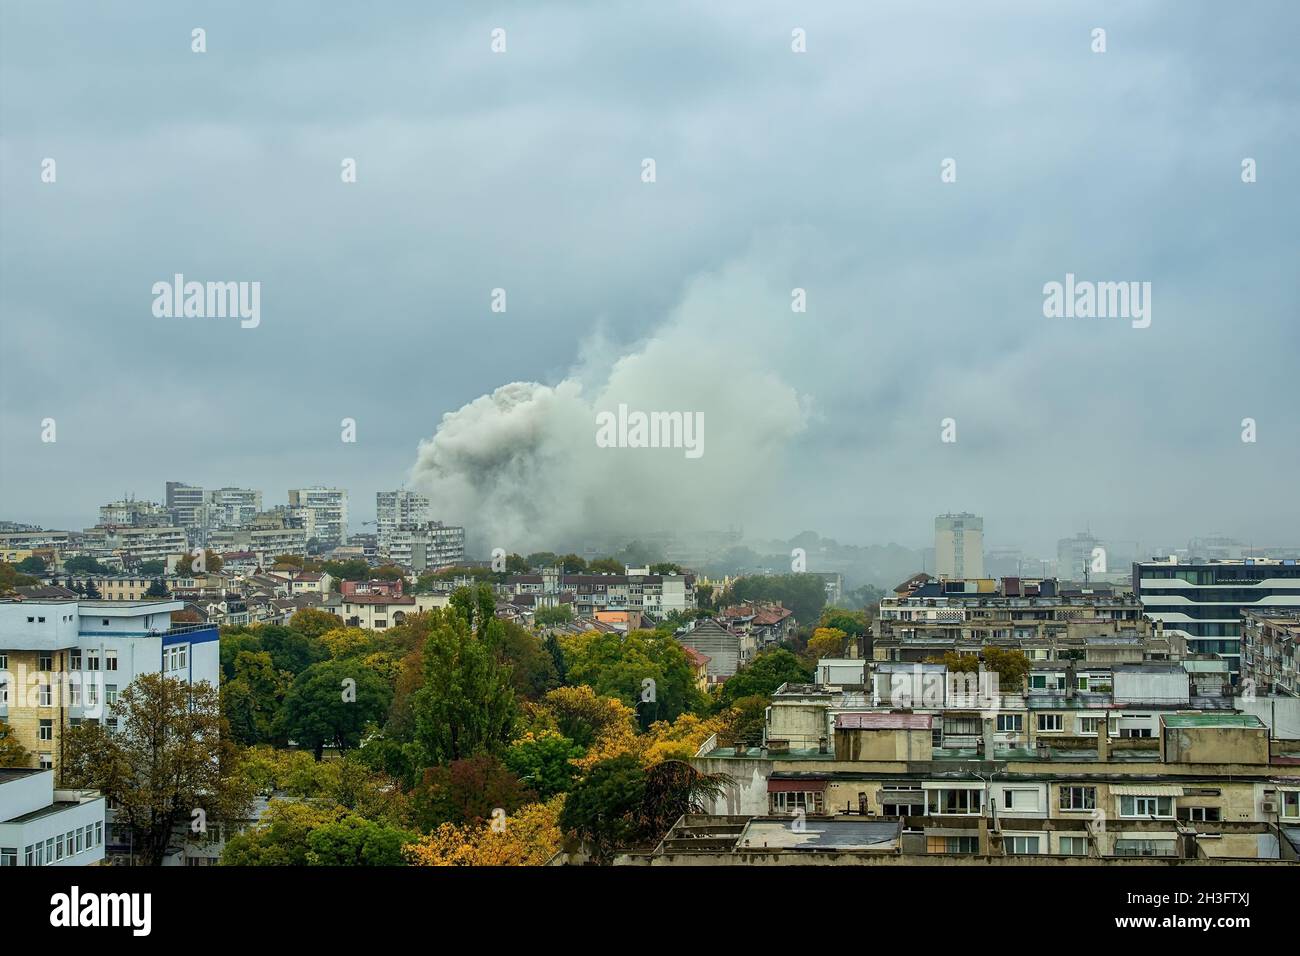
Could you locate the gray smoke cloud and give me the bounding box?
[409,266,809,554]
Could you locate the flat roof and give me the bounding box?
[1161,714,1266,729]
[736,817,900,851]
[836,713,933,730]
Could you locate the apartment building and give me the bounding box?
[375,490,431,547]
[683,666,1300,864]
[287,487,349,546]
[935,513,984,579]
[97,498,171,528]
[79,525,189,565]
[506,569,696,620]
[875,576,1176,664]
[0,768,106,868]
[0,599,219,776]
[1133,557,1300,680]
[1242,610,1299,697]
[323,593,448,631]
[164,481,207,531]
[383,521,465,572]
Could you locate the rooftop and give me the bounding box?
[1161,714,1266,729]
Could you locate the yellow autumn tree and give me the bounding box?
[404,797,565,866]
[319,627,372,659]
[804,626,848,662]
[642,712,730,764]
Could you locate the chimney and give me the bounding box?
[1066,660,1076,700]
[982,716,996,758]
[818,735,829,755]
[1096,717,1110,761]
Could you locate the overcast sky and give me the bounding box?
[2,1,1297,558]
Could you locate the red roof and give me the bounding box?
[835,713,933,731]
[681,645,711,668]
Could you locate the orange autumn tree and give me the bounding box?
[403,796,564,866]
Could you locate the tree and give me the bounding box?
[561,629,707,724]
[495,621,560,699]
[804,626,848,662]
[559,554,587,573]
[60,675,252,866]
[505,553,529,574]
[220,800,412,866]
[543,633,567,685]
[371,564,406,581]
[319,627,373,660]
[409,755,534,831]
[525,552,558,569]
[819,609,869,639]
[222,650,291,745]
[15,555,46,573]
[558,754,647,864]
[304,814,414,866]
[82,579,102,599]
[534,605,574,627]
[717,649,812,707]
[650,562,682,575]
[321,559,369,582]
[174,550,223,575]
[729,573,826,624]
[0,719,31,767]
[536,685,635,750]
[410,609,517,765]
[0,561,39,592]
[587,558,623,574]
[258,624,327,675]
[144,579,169,598]
[505,732,584,798]
[137,559,166,576]
[278,659,392,759]
[636,760,728,841]
[63,555,107,575]
[719,695,770,748]
[288,608,342,641]
[404,797,564,866]
[982,646,1031,690]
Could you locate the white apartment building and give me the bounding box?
[376,490,431,547]
[287,488,349,546]
[80,525,189,565]
[205,487,263,529]
[935,513,984,579]
[383,522,464,572]
[0,768,106,868]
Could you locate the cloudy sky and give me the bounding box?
[1,0,1296,558]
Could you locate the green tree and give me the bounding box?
[63,555,107,575]
[288,607,342,641]
[144,579,169,598]
[525,551,558,569]
[174,550,223,575]
[563,629,707,723]
[61,675,252,866]
[717,648,812,707]
[505,732,584,798]
[588,558,623,574]
[505,553,529,574]
[220,801,411,866]
[559,554,587,573]
[0,719,31,767]
[222,650,291,745]
[534,605,574,627]
[410,610,517,765]
[259,624,328,675]
[15,555,46,573]
[137,559,166,576]
[278,660,393,759]
[305,814,414,865]
[409,755,533,831]
[559,754,646,863]
[729,573,827,624]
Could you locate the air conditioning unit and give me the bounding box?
[1261,801,1277,814]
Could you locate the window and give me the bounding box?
[926,836,978,854]
[56,834,64,860]
[86,684,98,707]
[104,650,118,671]
[1280,791,1299,819]
[1181,806,1221,823]
[25,845,35,867]
[1059,786,1096,811]
[1030,675,1047,688]
[1006,835,1040,854]
[0,653,6,669]
[928,788,983,815]
[68,650,81,670]
[45,837,55,864]
[101,619,109,626]
[38,684,52,707]
[0,847,16,867]
[39,653,53,671]
[86,652,100,670]
[39,753,52,770]
[75,828,84,853]
[1037,714,1062,732]
[69,681,81,707]
[105,684,118,708]
[996,714,1022,733]
[1120,795,1174,818]
[770,791,824,814]
[1079,716,1105,735]
[38,719,52,741]
[1115,838,1175,858]
[1004,789,1038,812]
[1059,836,1089,856]
[95,822,103,846]
[1120,727,1153,739]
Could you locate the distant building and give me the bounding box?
[383,522,464,572]
[935,513,983,579]
[1241,610,1299,697]
[1133,557,1300,681]
[287,488,349,546]
[1057,532,1103,581]
[376,491,431,547]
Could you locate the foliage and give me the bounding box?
[534,605,574,627]
[804,626,848,662]
[557,755,647,864]
[728,573,827,624]
[222,650,291,746]
[15,555,46,573]
[278,660,392,759]
[560,629,707,724]
[404,797,564,866]
[287,608,341,641]
[504,731,585,798]
[62,555,108,575]
[0,719,31,767]
[220,800,413,866]
[60,674,253,866]
[409,755,534,831]
[174,550,223,575]
[716,649,812,707]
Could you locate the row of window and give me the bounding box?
[0,822,103,867]
[0,682,118,708]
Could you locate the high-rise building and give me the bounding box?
[1133,557,1300,681]
[164,481,206,530]
[287,488,349,546]
[935,513,983,579]
[376,490,431,546]
[382,521,464,572]
[1057,532,1104,582]
[205,487,263,529]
